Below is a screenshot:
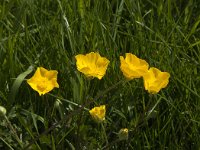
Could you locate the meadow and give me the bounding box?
[0,0,200,149]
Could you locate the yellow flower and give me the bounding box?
[75,52,110,80]
[120,53,149,80]
[143,67,170,94]
[27,67,59,96]
[89,105,106,123]
[118,128,129,140]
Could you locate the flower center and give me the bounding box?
[37,78,48,92]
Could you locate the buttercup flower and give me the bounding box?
[143,67,170,94]
[118,128,129,140]
[89,105,106,123]
[75,52,110,80]
[27,67,59,96]
[120,53,149,80]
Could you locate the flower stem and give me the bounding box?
[131,94,156,134]
[4,115,23,148]
[47,93,89,111]
[101,122,108,145]
[24,79,126,149]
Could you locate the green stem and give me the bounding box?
[47,93,89,111]
[24,79,126,149]
[131,94,155,133]
[101,122,108,145]
[0,136,14,150]
[4,115,23,148]
[94,79,127,101]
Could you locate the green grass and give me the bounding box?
[1,0,200,149]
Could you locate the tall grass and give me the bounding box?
[0,0,200,149]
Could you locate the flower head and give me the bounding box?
[75,52,110,80]
[118,128,129,140]
[27,67,59,96]
[89,105,106,123]
[143,67,170,94]
[120,53,149,80]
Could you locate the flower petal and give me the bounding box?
[75,52,110,79]
[143,67,170,94]
[89,105,106,123]
[120,53,149,80]
[27,67,59,96]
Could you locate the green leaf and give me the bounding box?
[8,66,34,106]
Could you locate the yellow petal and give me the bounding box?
[75,54,87,70]
[120,53,149,80]
[39,67,49,77]
[75,52,110,79]
[95,57,110,79]
[27,67,59,96]
[89,105,106,123]
[143,67,170,94]
[125,53,140,65]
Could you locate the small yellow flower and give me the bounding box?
[118,128,129,140]
[89,105,106,123]
[143,67,170,94]
[75,52,110,80]
[120,53,149,80]
[27,67,59,96]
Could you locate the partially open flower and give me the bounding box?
[75,52,110,80]
[89,105,106,123]
[118,128,128,140]
[120,53,149,80]
[143,67,170,94]
[27,67,59,96]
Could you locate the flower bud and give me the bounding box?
[0,106,6,116]
[118,128,128,140]
[54,99,62,108]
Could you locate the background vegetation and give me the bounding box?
[1,0,200,149]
